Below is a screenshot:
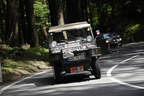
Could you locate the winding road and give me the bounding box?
[1,42,144,96]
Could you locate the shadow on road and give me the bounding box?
[2,42,144,96]
[3,78,144,96]
[15,71,93,87]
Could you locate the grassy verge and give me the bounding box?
[0,44,51,85]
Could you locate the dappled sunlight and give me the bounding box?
[1,76,109,96]
[2,79,143,96]
[2,43,144,96]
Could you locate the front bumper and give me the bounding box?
[50,48,101,73]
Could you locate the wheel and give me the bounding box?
[53,62,62,83]
[119,43,123,48]
[107,43,112,53]
[90,58,101,79]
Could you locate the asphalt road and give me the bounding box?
[1,42,144,96]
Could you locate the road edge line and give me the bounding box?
[106,55,144,89]
[0,70,51,95]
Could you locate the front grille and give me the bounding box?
[73,51,86,56]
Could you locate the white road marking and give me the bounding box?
[107,55,144,89]
[1,55,144,95]
[0,70,51,95]
[107,65,118,77]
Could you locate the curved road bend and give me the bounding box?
[1,42,144,96]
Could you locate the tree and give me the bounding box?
[24,0,36,46]
[48,0,67,39]
[0,0,6,41]
[66,0,88,23]
[18,0,25,45]
[5,0,18,43]
[34,0,50,41]
[57,0,65,25]
[47,0,58,26]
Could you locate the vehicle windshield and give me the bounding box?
[103,33,112,39]
[103,33,120,39]
[50,27,92,42]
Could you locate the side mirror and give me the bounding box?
[96,30,100,35]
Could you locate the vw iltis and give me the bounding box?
[48,22,101,82]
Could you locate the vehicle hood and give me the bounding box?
[50,40,96,54]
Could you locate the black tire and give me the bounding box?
[107,43,112,53]
[53,62,62,82]
[119,43,123,48]
[90,59,101,79]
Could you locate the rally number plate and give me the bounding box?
[67,54,85,61]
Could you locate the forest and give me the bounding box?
[0,0,144,48]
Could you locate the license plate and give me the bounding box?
[67,54,85,62]
[71,66,84,72]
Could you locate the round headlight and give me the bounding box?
[82,45,87,49]
[87,36,92,42]
[51,41,57,47]
[113,40,116,42]
[106,40,110,43]
[119,38,122,41]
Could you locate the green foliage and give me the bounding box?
[34,0,50,25]
[2,59,19,68]
[126,24,140,32]
[1,57,50,82]
[0,44,49,61]
[93,16,99,26]
[0,44,50,82]
[89,3,99,27]
[26,48,49,56]
[89,0,144,43]
[123,24,141,43]
[34,0,50,43]
[106,5,112,15]
[0,44,12,50]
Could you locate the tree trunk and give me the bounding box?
[18,0,25,45]
[57,0,67,39]
[0,1,3,41]
[43,25,48,40]
[6,0,19,45]
[0,0,6,42]
[57,0,65,25]
[25,0,39,47]
[48,0,58,26]
[48,0,67,39]
[88,2,94,29]
[66,0,88,23]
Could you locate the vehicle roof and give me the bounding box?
[48,21,91,33]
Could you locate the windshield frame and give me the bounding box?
[49,27,94,43]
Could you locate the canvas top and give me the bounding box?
[48,21,90,33]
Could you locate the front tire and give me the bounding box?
[53,62,62,82]
[90,58,101,79]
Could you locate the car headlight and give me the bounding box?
[82,45,87,49]
[119,38,122,41]
[113,39,116,42]
[87,36,92,42]
[106,40,110,43]
[51,41,57,47]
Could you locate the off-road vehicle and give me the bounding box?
[48,22,101,81]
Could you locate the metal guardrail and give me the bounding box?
[0,63,2,82]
